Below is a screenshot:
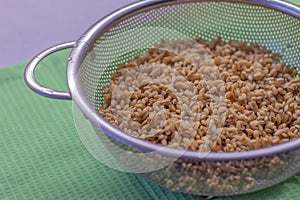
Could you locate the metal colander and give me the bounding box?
[25,0,300,197]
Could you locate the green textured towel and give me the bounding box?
[1,2,300,199]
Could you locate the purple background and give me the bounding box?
[0,0,136,67]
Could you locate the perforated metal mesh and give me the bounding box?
[74,1,300,196]
[78,1,300,109]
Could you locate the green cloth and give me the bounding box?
[2,52,300,200]
[1,1,300,199]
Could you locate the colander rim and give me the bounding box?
[67,0,300,161]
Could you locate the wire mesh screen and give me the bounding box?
[78,1,300,110]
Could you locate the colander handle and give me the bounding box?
[24,41,76,100]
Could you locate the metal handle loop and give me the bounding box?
[24,41,76,100]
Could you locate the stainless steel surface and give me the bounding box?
[24,41,75,100]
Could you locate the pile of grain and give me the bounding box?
[99,36,300,152]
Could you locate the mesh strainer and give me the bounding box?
[25,0,300,197]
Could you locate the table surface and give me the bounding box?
[0,0,136,68]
